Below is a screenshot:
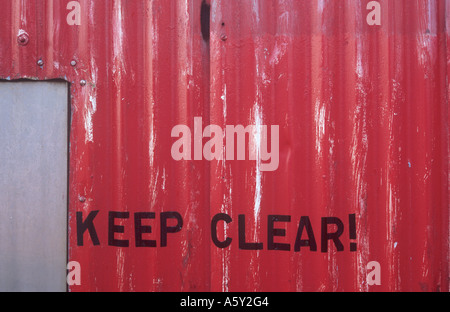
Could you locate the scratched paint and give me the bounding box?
[0,0,448,292]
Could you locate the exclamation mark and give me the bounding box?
[349,214,357,252]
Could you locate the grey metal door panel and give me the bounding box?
[0,81,68,292]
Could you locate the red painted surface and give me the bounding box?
[0,0,448,292]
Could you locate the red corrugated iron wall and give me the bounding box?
[0,0,448,292]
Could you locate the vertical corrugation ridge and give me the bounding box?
[445,0,450,293]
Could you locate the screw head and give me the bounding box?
[80,80,86,86]
[17,33,29,46]
[37,59,44,66]
[221,34,228,41]
[70,60,77,66]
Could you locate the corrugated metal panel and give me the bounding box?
[209,0,449,292]
[0,0,448,292]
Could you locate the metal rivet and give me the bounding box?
[79,196,86,203]
[37,59,44,66]
[71,60,77,66]
[17,33,29,46]
[80,80,86,86]
[221,34,228,41]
